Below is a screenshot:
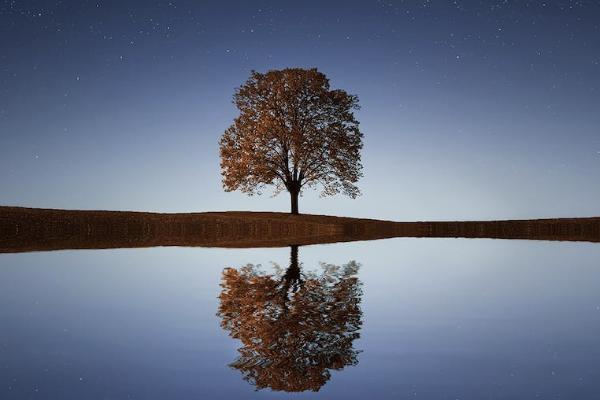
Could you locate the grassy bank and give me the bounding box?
[0,206,599,253]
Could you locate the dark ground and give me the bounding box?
[1,206,599,253]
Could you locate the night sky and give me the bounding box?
[1,1,599,220]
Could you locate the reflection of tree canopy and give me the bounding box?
[217,247,362,392]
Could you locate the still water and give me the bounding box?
[1,238,599,399]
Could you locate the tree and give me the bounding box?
[217,246,363,392]
[219,68,363,214]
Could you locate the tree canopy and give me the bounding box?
[219,68,363,214]
[217,247,363,392]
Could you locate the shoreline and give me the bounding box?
[1,206,599,253]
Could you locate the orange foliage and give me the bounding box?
[217,247,363,391]
[219,68,363,213]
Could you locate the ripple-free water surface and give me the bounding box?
[1,239,599,399]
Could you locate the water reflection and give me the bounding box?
[217,245,363,392]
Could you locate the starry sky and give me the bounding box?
[1,0,599,221]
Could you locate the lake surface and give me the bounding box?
[1,238,599,399]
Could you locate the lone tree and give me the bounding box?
[219,68,363,214]
[217,248,363,392]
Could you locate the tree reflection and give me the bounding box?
[217,245,363,392]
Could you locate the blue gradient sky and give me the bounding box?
[1,1,599,220]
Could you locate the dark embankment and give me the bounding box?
[0,206,599,253]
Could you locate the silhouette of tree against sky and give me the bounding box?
[219,68,364,215]
[217,245,363,392]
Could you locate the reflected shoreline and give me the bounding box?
[1,206,599,253]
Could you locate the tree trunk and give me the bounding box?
[289,188,299,215]
[284,245,300,283]
[281,245,301,310]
